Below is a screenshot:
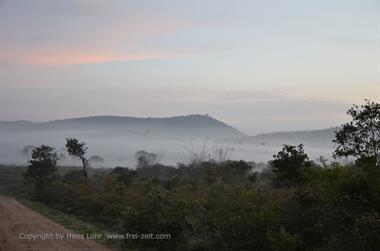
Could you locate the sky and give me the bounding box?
[0,0,379,135]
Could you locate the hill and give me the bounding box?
[245,127,338,147]
[0,114,246,139]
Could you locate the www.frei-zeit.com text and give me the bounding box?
[18,232,171,241]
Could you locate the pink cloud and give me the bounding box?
[1,49,183,66]
[0,13,193,66]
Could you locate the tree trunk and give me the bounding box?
[81,158,88,183]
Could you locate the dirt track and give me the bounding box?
[0,196,112,251]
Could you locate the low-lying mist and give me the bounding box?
[0,130,335,168]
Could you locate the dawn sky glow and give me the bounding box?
[0,0,379,134]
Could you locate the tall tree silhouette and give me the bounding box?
[24,145,58,198]
[334,99,380,164]
[65,137,89,183]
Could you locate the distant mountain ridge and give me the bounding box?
[0,114,246,139]
[0,115,340,144]
[247,127,339,147]
[0,116,341,165]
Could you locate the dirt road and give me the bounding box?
[0,196,113,251]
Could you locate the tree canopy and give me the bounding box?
[334,100,380,164]
[269,144,313,187]
[24,145,58,199]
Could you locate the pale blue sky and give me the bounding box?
[0,0,379,134]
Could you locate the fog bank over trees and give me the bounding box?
[0,115,336,167]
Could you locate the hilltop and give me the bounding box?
[0,114,246,139]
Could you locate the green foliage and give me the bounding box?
[62,170,86,184]
[65,137,87,157]
[0,165,31,198]
[111,167,137,186]
[280,164,380,251]
[248,172,259,183]
[269,144,313,187]
[4,103,380,251]
[23,145,59,201]
[3,156,380,251]
[18,198,121,248]
[334,100,380,163]
[267,227,299,251]
[123,184,191,251]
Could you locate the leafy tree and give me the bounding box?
[269,144,313,187]
[334,100,380,164]
[135,150,161,168]
[111,167,137,186]
[24,145,59,199]
[65,137,89,183]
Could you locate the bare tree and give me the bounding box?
[185,141,234,167]
[210,143,234,163]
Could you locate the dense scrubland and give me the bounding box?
[1,100,379,251]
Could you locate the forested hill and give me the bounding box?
[0,114,246,139]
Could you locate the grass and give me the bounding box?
[0,165,123,250]
[18,199,120,247]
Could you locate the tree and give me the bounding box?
[24,145,58,199]
[65,137,89,183]
[334,100,380,164]
[111,167,136,186]
[89,155,105,163]
[269,144,313,187]
[135,150,161,168]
